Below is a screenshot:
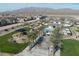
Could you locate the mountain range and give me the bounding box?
[1,7,79,16]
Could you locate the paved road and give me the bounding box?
[16,35,54,56]
[0,25,24,36]
[0,19,40,36]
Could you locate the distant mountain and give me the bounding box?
[1,7,79,16]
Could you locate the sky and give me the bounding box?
[0,3,79,12]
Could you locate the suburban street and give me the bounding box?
[16,35,53,56]
[16,29,60,56]
[0,18,40,36]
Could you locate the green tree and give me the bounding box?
[0,19,7,26]
[27,30,38,43]
[50,28,63,55]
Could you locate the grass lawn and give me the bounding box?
[76,27,79,32]
[76,29,79,32]
[0,31,29,54]
[61,39,79,56]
